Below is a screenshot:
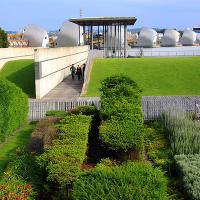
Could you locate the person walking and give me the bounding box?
[70,64,76,80]
[82,63,86,81]
[76,65,82,80]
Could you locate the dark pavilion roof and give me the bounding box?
[69,17,137,26]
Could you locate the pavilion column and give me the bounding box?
[91,26,93,50]
[124,24,127,57]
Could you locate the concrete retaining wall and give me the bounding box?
[34,46,89,99]
[0,48,35,70]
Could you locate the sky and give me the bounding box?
[0,0,200,31]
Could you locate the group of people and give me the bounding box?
[70,63,85,80]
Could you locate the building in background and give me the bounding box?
[134,27,157,48]
[193,22,200,33]
[161,29,180,47]
[181,28,197,46]
[55,21,84,47]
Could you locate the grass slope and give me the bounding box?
[85,57,200,96]
[0,59,35,97]
[0,122,37,173]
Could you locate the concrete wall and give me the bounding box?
[34,46,89,99]
[0,48,35,70]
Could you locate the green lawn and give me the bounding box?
[84,57,200,96]
[0,122,37,173]
[0,59,35,98]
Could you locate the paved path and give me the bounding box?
[30,75,84,102]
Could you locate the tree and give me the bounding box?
[0,27,9,48]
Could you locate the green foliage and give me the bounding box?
[72,161,168,200]
[100,115,144,151]
[75,105,97,116]
[0,149,45,199]
[161,108,200,155]
[0,28,9,48]
[0,78,28,143]
[99,74,144,153]
[0,59,35,98]
[37,114,92,187]
[46,110,67,117]
[174,154,200,200]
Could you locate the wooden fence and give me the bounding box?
[29,96,200,121]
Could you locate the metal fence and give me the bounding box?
[28,96,200,121]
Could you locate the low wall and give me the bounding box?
[0,48,35,70]
[34,46,89,99]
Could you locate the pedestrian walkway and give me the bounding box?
[34,75,83,101]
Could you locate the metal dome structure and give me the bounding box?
[197,34,200,44]
[22,24,49,47]
[161,29,180,47]
[55,21,84,47]
[181,29,197,46]
[134,27,157,47]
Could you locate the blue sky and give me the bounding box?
[0,0,199,31]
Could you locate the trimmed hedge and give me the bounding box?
[46,110,67,117]
[0,78,28,143]
[99,75,144,153]
[72,161,168,200]
[37,114,92,187]
[174,154,200,200]
[75,105,97,116]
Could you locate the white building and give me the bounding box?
[134,27,158,48]
[55,21,84,47]
[22,24,49,48]
[161,29,180,47]
[181,29,197,46]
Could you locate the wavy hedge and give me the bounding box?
[0,78,28,143]
[37,114,92,187]
[174,154,200,200]
[99,75,144,153]
[72,161,168,200]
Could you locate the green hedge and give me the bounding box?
[75,105,97,116]
[46,110,67,117]
[174,154,200,200]
[99,75,144,153]
[72,161,168,200]
[37,114,92,187]
[161,108,200,155]
[99,115,144,151]
[0,78,28,143]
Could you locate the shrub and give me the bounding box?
[37,114,92,187]
[75,105,97,116]
[0,149,44,199]
[161,108,200,155]
[27,116,62,152]
[174,154,200,200]
[0,78,28,143]
[99,115,144,152]
[72,161,168,200]
[0,28,9,48]
[46,110,67,117]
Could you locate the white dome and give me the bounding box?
[55,21,84,47]
[22,24,49,47]
[161,29,180,47]
[135,27,157,47]
[181,29,197,46]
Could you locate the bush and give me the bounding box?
[46,110,67,117]
[27,116,62,152]
[99,115,144,152]
[174,154,200,200]
[37,114,92,187]
[0,149,44,199]
[72,161,168,200]
[161,108,200,155]
[75,105,97,116]
[0,78,28,143]
[0,28,9,48]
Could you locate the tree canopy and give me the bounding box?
[0,28,9,48]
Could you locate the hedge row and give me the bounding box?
[161,108,200,155]
[0,78,28,143]
[99,75,144,152]
[174,154,200,200]
[72,160,168,200]
[37,114,92,187]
